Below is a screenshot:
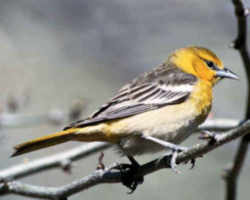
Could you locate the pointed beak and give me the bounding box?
[216,68,239,80]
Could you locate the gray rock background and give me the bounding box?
[0,1,249,200]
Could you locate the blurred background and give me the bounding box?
[0,0,250,200]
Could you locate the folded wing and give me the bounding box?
[64,64,197,129]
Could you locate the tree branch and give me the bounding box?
[223,138,248,200]
[0,142,110,181]
[231,0,250,118]
[0,118,239,183]
[199,118,239,131]
[0,120,249,199]
[225,1,250,200]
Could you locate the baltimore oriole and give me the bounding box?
[12,46,238,190]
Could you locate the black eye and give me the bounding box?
[205,60,217,70]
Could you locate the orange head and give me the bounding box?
[168,46,238,86]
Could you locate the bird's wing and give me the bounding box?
[64,65,197,129]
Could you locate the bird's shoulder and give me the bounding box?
[124,62,196,88]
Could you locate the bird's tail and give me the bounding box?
[11,128,80,157]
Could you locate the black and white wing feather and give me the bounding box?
[64,64,197,129]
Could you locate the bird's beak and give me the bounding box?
[216,68,239,80]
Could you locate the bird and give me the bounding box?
[12,46,238,191]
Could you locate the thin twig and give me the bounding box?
[226,1,250,200]
[223,138,248,200]
[0,120,250,199]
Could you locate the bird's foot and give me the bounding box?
[169,146,199,170]
[162,146,189,173]
[190,158,196,169]
[170,145,189,172]
[171,145,188,153]
[184,158,196,169]
[142,135,192,170]
[170,150,180,173]
[112,162,143,194]
[199,130,219,145]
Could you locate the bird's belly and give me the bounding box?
[111,101,208,156]
[118,117,198,156]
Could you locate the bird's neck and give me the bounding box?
[190,79,213,120]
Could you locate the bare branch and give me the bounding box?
[1,120,249,199]
[222,138,248,200]
[231,0,250,118]
[0,142,110,181]
[226,1,250,200]
[199,118,239,131]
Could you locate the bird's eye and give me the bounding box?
[205,60,217,70]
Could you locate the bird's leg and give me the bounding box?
[142,135,189,170]
[114,144,144,194]
[142,135,188,152]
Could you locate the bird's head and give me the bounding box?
[168,46,239,86]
